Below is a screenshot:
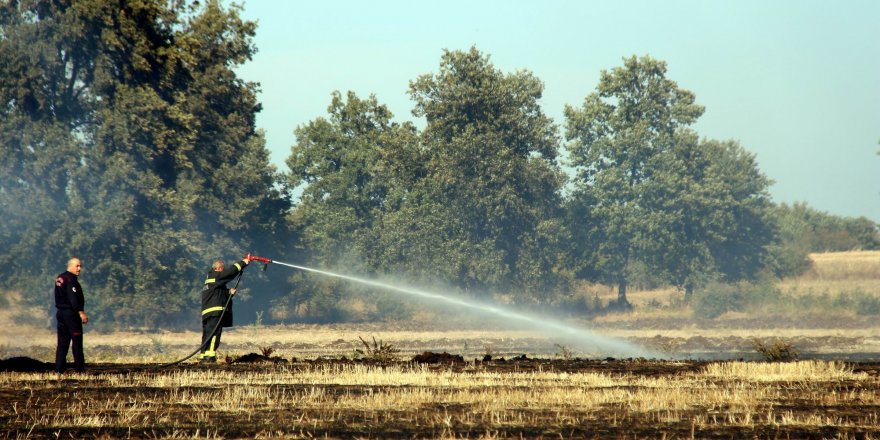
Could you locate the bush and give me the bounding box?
[355,336,399,361]
[552,291,607,318]
[855,290,880,315]
[752,338,799,362]
[783,289,880,316]
[832,292,854,309]
[767,241,812,278]
[372,292,413,321]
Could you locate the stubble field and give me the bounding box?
[3,357,880,439]
[2,251,880,438]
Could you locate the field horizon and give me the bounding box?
[3,250,879,363]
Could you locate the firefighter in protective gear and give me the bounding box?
[200,256,250,363]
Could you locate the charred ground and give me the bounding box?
[3,354,880,439]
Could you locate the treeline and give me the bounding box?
[1,1,877,329]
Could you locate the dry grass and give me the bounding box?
[777,251,880,296]
[701,360,865,381]
[804,251,880,280]
[2,361,878,438]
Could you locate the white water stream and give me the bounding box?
[271,261,659,358]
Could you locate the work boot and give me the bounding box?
[200,356,216,364]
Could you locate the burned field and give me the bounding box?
[4,246,879,438]
[3,355,880,439]
[4,318,880,439]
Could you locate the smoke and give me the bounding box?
[271,261,662,358]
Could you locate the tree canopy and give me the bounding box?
[564,56,780,304]
[396,48,568,298]
[284,48,569,313]
[0,0,286,326]
[1,3,871,327]
[564,55,705,306]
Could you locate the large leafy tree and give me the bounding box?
[696,139,777,284]
[286,91,418,267]
[282,91,418,320]
[564,55,704,307]
[387,47,567,300]
[175,2,290,319]
[285,48,568,310]
[642,133,777,301]
[0,0,286,327]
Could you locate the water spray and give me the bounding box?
[250,255,658,358]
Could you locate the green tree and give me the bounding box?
[287,48,568,312]
[389,47,567,300]
[564,55,704,307]
[643,134,777,301]
[182,2,287,247]
[773,202,880,254]
[286,91,418,266]
[697,139,777,284]
[0,0,286,327]
[282,91,418,320]
[1,0,193,324]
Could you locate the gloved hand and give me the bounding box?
[243,253,251,264]
[230,288,237,296]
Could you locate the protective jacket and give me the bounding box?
[55,271,84,312]
[201,258,249,327]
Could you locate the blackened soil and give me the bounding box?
[412,350,465,364]
[5,356,880,439]
[0,356,53,372]
[70,355,713,376]
[231,352,288,363]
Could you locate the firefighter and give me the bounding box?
[199,255,250,363]
[55,257,88,373]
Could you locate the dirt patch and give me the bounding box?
[412,351,465,364]
[230,352,289,364]
[0,356,53,372]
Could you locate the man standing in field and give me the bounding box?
[54,257,88,373]
[199,255,250,363]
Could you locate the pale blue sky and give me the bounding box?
[235,0,880,221]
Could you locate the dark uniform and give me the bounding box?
[200,258,249,362]
[55,271,85,373]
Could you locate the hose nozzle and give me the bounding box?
[244,253,272,264]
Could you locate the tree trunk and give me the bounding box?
[616,246,632,310]
[684,284,694,304]
[617,277,631,309]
